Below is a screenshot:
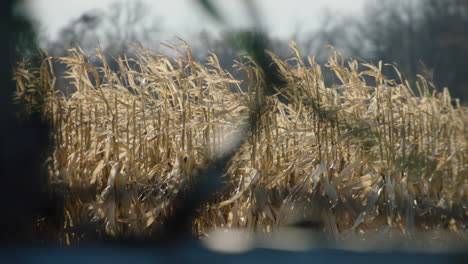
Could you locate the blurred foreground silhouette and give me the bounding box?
[1,0,467,263]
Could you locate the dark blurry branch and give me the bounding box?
[0,0,54,243]
[145,0,289,244]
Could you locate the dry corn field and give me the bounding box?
[14,40,468,245]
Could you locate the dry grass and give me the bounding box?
[14,40,467,245]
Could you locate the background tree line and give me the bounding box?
[39,0,468,103]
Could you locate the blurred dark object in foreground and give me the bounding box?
[1,5,467,264]
[0,0,57,243]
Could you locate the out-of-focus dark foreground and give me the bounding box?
[0,0,466,263]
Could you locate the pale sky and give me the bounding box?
[24,0,367,41]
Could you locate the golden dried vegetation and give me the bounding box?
[13,40,467,245]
